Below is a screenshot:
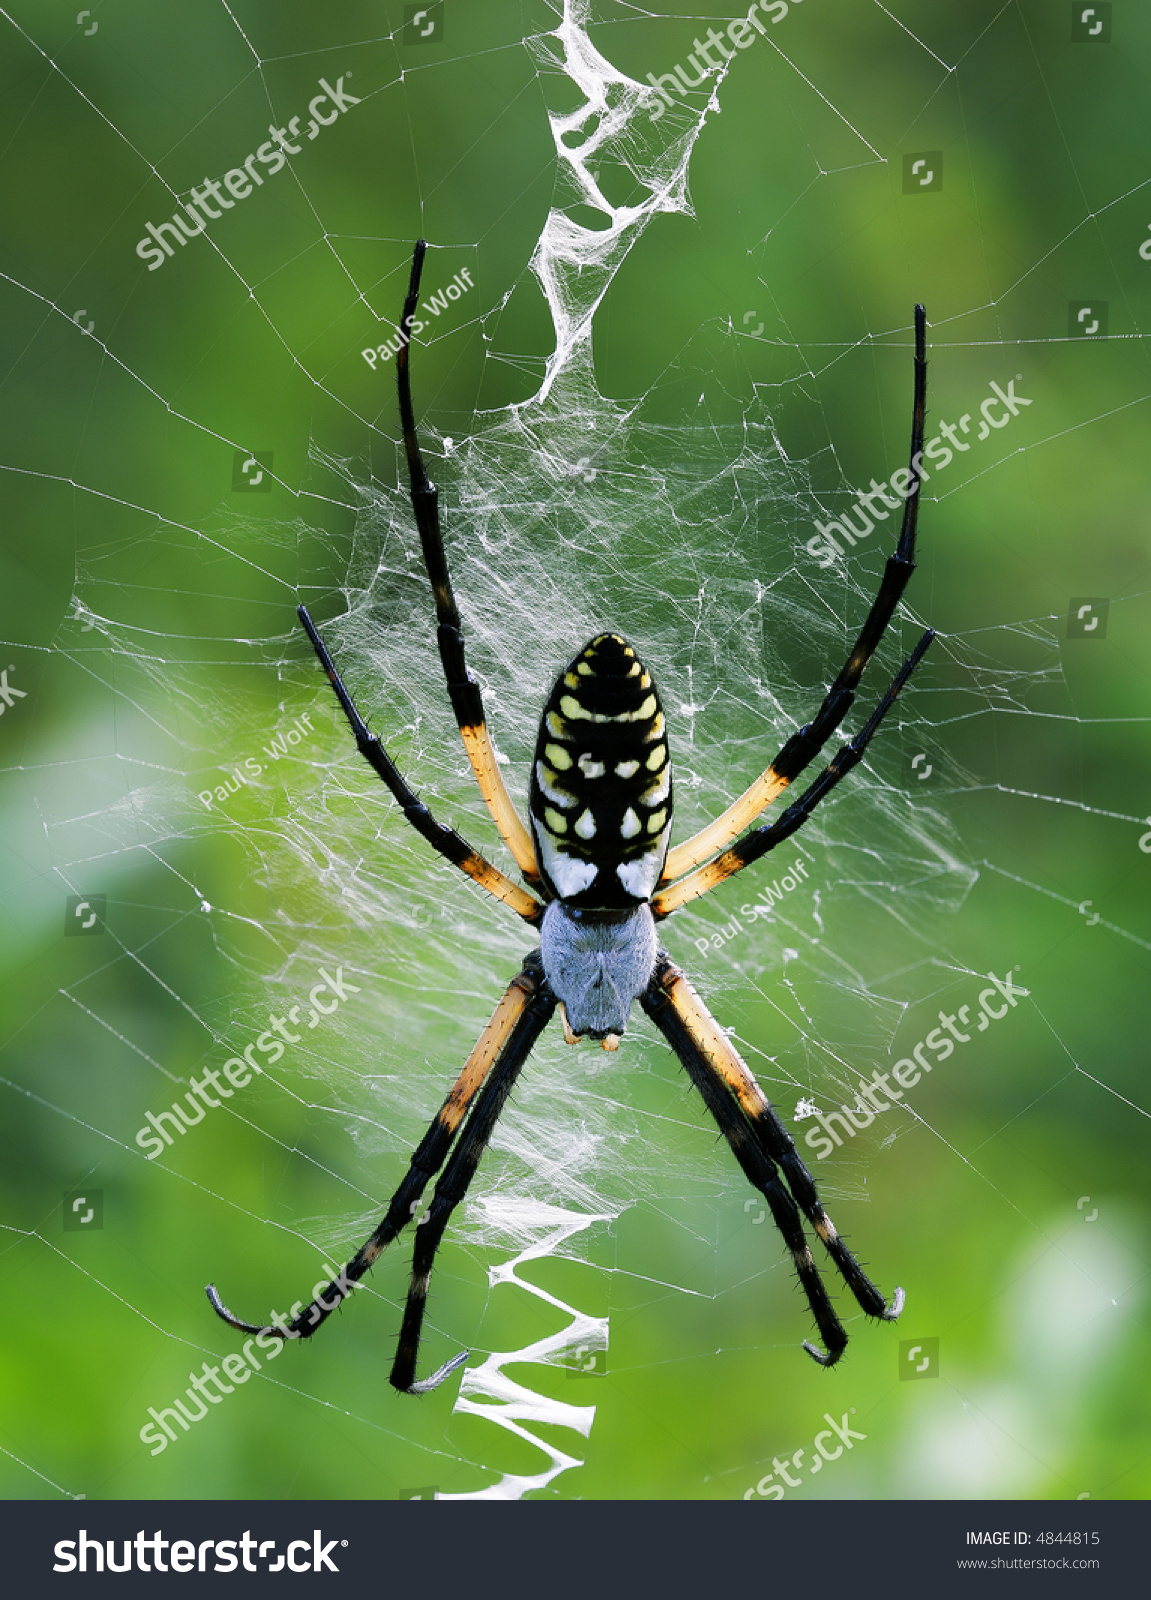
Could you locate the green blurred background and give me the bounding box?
[1,0,1148,1500]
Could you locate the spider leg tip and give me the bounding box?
[205,1282,239,1326]
[205,1282,279,1339]
[400,1348,470,1397]
[802,1338,842,1369]
[883,1286,907,1322]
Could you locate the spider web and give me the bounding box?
[1,0,1149,1502]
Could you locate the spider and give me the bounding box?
[208,242,933,1394]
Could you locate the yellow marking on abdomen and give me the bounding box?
[642,770,670,806]
[536,762,574,807]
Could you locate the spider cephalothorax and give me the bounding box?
[208,241,931,1394]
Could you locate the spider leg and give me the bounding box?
[206,956,553,1373]
[653,627,933,916]
[391,977,556,1393]
[662,304,928,883]
[641,955,903,1367]
[397,241,540,883]
[297,604,541,923]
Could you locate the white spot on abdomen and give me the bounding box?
[617,851,664,899]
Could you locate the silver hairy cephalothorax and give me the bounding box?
[539,900,659,1044]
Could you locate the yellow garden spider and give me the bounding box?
[208,243,932,1393]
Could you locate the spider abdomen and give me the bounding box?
[529,633,673,907]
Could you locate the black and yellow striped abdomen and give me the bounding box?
[529,634,672,907]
